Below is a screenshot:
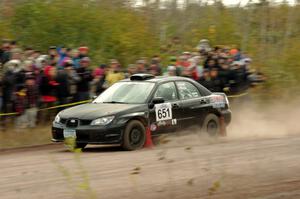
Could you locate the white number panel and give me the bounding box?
[155,103,172,121]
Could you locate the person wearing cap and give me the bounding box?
[197,39,211,53]
[56,60,73,105]
[229,60,249,94]
[78,46,89,59]
[65,61,81,102]
[126,64,138,77]
[71,49,81,69]
[241,57,252,70]
[76,57,93,101]
[230,48,242,61]
[166,65,176,76]
[1,60,18,114]
[35,55,49,72]
[182,51,192,60]
[3,59,25,113]
[105,59,125,87]
[4,59,25,88]
[48,46,59,66]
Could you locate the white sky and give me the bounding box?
[134,0,296,7]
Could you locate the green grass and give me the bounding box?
[0,125,52,149]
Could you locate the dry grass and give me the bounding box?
[0,125,52,149]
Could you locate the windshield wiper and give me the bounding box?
[102,101,128,104]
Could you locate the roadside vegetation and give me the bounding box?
[0,125,51,148]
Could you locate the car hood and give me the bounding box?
[59,103,144,120]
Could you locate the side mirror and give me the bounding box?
[152,97,165,104]
[149,97,165,109]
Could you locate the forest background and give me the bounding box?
[1,0,300,99]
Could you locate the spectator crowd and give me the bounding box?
[0,39,260,129]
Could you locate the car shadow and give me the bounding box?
[54,144,123,153]
[82,145,122,153]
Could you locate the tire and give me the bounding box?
[75,143,87,149]
[122,120,146,151]
[201,114,220,136]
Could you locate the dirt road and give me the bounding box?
[1,134,300,199]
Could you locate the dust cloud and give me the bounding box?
[156,98,300,148]
[228,99,300,139]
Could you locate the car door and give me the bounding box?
[149,81,183,135]
[175,81,208,128]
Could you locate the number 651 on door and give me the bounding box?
[155,103,173,121]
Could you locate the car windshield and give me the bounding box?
[93,82,155,104]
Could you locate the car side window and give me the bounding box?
[154,82,178,101]
[176,81,201,100]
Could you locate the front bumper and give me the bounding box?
[52,123,124,144]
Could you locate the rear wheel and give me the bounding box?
[202,114,220,136]
[122,120,146,151]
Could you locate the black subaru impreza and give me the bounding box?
[52,74,231,150]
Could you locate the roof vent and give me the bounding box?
[130,74,155,81]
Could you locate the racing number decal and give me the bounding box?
[155,103,172,121]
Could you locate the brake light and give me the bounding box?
[210,94,229,108]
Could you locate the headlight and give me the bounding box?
[54,114,60,123]
[91,116,114,126]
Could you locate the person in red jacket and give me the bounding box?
[40,65,59,105]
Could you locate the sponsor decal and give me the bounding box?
[171,119,177,125]
[157,120,167,127]
[150,123,157,131]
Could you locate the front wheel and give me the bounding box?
[201,114,220,136]
[122,120,146,151]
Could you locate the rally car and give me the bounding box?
[52,74,231,150]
